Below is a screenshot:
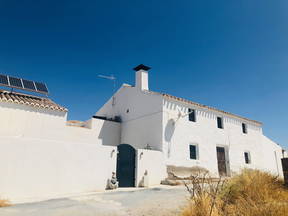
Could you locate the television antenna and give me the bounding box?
[98,74,117,106]
[98,74,116,93]
[172,108,194,125]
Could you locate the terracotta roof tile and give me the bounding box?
[0,90,67,112]
[67,120,86,128]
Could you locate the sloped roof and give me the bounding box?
[0,90,67,112]
[146,90,262,125]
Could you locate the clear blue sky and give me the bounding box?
[0,0,287,148]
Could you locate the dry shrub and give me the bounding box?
[182,170,225,216]
[182,169,288,216]
[182,194,221,216]
[0,199,11,207]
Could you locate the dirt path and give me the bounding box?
[0,186,189,216]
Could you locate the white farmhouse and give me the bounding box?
[96,64,284,184]
[0,65,285,203]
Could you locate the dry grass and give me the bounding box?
[0,199,11,207]
[182,169,288,216]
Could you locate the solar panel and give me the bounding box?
[0,74,9,85]
[22,79,36,91]
[35,82,48,93]
[0,74,49,95]
[9,76,23,88]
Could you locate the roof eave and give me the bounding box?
[161,93,263,126]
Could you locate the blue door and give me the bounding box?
[116,144,136,187]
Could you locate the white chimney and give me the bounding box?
[133,64,151,91]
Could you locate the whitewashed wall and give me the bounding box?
[0,102,120,203]
[96,86,163,150]
[96,82,284,178]
[0,102,120,146]
[136,149,166,187]
[0,136,117,203]
[260,135,283,176]
[162,98,283,177]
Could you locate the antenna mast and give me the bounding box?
[98,74,117,106]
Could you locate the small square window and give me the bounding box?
[188,109,196,122]
[217,117,224,129]
[190,144,198,160]
[244,152,251,164]
[242,123,247,134]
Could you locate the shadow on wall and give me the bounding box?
[98,120,120,146]
[138,170,149,187]
[164,119,176,142]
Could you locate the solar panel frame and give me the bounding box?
[0,74,9,86]
[0,74,49,95]
[34,82,49,94]
[22,79,36,91]
[8,76,23,88]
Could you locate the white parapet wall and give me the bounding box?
[136,149,167,187]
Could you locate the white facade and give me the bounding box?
[162,99,282,177]
[96,65,284,178]
[0,64,285,202]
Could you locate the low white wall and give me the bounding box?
[0,102,121,203]
[136,149,167,187]
[0,136,117,203]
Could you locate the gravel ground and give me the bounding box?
[0,186,189,216]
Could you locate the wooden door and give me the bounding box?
[282,158,288,185]
[216,147,227,176]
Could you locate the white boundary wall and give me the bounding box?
[136,149,166,187]
[0,102,120,203]
[0,136,117,203]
